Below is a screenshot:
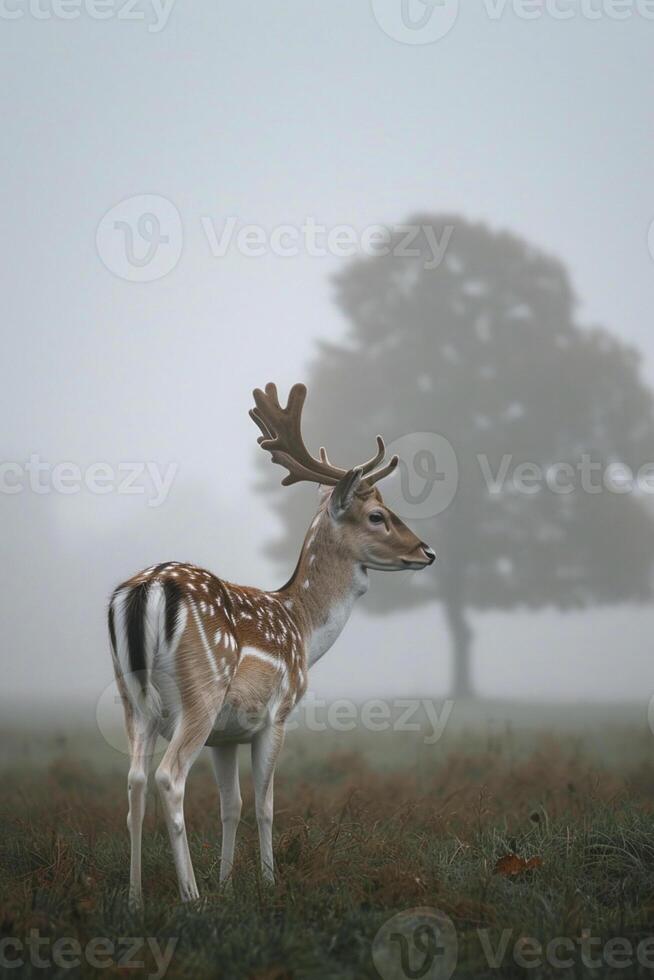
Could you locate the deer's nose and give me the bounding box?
[421,543,436,564]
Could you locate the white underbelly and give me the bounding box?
[154,699,280,746]
[204,702,276,745]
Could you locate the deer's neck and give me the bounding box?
[274,507,368,667]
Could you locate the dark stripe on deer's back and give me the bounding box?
[163,578,183,645]
[124,581,150,689]
[107,603,117,654]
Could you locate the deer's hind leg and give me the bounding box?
[117,680,158,911]
[127,714,158,910]
[154,684,226,902]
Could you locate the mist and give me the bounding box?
[2,1,654,718]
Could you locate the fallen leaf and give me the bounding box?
[494,853,543,876]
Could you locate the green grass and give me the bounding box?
[1,709,654,978]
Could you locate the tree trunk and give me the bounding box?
[443,597,474,699]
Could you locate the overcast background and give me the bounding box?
[2,1,654,716]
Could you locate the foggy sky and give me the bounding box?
[2,1,654,709]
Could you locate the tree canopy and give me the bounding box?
[260,215,654,693]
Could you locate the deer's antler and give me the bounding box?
[250,383,398,491]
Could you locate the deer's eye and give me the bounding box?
[368,511,385,525]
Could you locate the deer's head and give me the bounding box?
[251,383,436,573]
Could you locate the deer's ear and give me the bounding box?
[329,467,363,520]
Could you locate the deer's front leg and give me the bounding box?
[251,723,284,883]
[208,743,242,883]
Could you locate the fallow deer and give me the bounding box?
[108,383,435,907]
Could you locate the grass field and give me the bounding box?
[1,701,654,978]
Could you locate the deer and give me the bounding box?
[108,382,435,908]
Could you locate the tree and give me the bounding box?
[260,214,654,697]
